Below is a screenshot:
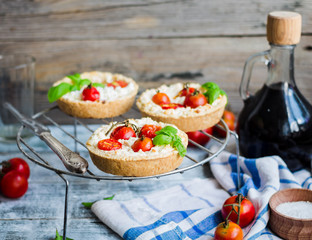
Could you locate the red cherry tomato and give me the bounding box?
[1,157,30,179]
[184,92,207,108]
[98,139,122,151]
[131,137,154,152]
[214,110,236,138]
[139,124,162,139]
[221,194,255,228]
[187,127,213,146]
[223,110,236,122]
[115,80,128,88]
[111,126,136,140]
[214,221,243,240]
[175,87,196,98]
[152,92,171,105]
[0,170,28,198]
[82,85,100,101]
[161,103,184,110]
[107,80,128,88]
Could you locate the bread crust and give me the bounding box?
[57,89,137,118]
[86,118,188,176]
[88,151,184,177]
[54,72,138,118]
[136,83,227,132]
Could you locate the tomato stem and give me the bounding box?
[236,193,243,226]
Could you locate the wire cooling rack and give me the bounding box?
[16,104,241,240]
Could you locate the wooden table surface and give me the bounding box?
[0,119,218,240]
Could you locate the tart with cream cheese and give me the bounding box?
[136,82,227,132]
[86,117,188,176]
[47,71,139,118]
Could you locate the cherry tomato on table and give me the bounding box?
[1,157,30,179]
[111,126,136,140]
[98,139,122,151]
[139,124,162,139]
[132,137,154,152]
[152,92,171,105]
[221,194,255,228]
[214,110,236,138]
[184,91,207,108]
[214,221,243,240]
[82,85,100,101]
[0,170,28,198]
[187,127,213,146]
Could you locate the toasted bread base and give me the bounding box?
[86,118,188,176]
[137,95,227,132]
[88,151,184,176]
[54,72,139,119]
[57,92,137,119]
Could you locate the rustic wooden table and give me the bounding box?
[0,123,216,240]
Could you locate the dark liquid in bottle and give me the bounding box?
[237,82,312,171]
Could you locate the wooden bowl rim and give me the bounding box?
[269,188,312,222]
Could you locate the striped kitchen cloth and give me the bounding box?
[91,150,312,240]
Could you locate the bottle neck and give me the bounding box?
[267,44,296,87]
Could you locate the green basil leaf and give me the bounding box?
[55,229,73,240]
[47,82,72,103]
[92,83,105,88]
[173,140,186,157]
[70,84,79,91]
[79,79,91,89]
[82,194,115,209]
[204,88,221,104]
[201,82,220,91]
[103,194,115,200]
[155,126,178,136]
[81,201,94,208]
[153,134,173,146]
[67,73,81,85]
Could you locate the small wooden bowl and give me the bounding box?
[269,188,312,240]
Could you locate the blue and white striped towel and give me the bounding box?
[91,150,312,240]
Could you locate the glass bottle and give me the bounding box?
[237,11,312,171]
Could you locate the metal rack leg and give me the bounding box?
[74,117,78,153]
[58,174,69,240]
[231,131,241,190]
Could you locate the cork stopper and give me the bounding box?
[267,11,302,45]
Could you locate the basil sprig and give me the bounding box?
[153,126,186,157]
[55,229,73,240]
[81,194,115,208]
[47,73,105,103]
[201,82,227,104]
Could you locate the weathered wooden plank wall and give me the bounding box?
[1,0,312,116]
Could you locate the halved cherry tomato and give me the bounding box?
[111,126,136,140]
[175,86,196,98]
[98,139,122,151]
[82,85,100,101]
[1,157,30,179]
[139,124,162,138]
[152,92,170,105]
[0,170,28,198]
[107,80,128,88]
[184,91,207,108]
[187,127,213,146]
[221,194,255,228]
[131,137,154,152]
[161,103,184,110]
[214,221,243,240]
